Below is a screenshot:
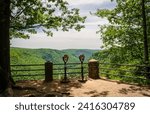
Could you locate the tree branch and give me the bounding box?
[10,24,49,30]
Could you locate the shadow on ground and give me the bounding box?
[118,85,150,96]
[13,80,83,97]
[13,79,150,97]
[84,90,109,97]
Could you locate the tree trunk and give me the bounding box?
[0,0,13,96]
[141,0,150,79]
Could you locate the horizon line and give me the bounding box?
[10,46,101,50]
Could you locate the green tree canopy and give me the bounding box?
[10,0,86,39]
[95,0,150,64]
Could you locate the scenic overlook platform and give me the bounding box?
[13,78,150,97]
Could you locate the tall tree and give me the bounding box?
[10,0,86,38]
[95,0,150,79]
[95,0,150,64]
[142,0,149,64]
[0,0,11,95]
[0,0,86,96]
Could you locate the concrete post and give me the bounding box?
[88,59,100,79]
[45,61,53,82]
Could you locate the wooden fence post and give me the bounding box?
[88,59,100,79]
[45,61,53,82]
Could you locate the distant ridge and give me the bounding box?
[10,47,99,64]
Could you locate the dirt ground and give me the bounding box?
[13,78,150,97]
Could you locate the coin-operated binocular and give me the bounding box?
[61,54,70,83]
[79,54,85,63]
[63,54,69,63]
[78,54,87,83]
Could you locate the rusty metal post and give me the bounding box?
[88,59,100,79]
[45,61,53,82]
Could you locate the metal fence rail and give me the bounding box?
[11,62,88,81]
[11,64,45,80]
[99,63,150,84]
[10,60,150,84]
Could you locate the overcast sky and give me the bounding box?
[11,0,116,50]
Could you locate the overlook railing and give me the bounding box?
[11,62,89,82]
[99,63,150,84]
[11,64,45,81]
[11,58,150,84]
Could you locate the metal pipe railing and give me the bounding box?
[10,59,150,84]
[11,61,88,81]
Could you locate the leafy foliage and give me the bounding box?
[10,0,86,39]
[93,0,150,84]
[92,48,150,85]
[95,0,150,64]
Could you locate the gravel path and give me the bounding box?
[14,79,150,97]
[70,79,150,97]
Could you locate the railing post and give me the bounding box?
[45,61,53,82]
[88,59,100,79]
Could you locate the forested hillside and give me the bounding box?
[62,49,99,62]
[92,47,140,64]
[10,48,98,64]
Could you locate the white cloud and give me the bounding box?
[11,29,102,49]
[11,0,114,49]
[84,19,108,26]
[65,0,111,6]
